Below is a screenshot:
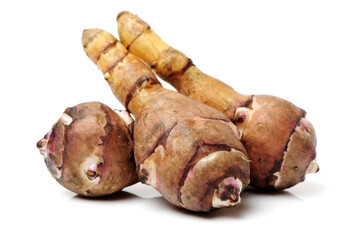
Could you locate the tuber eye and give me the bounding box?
[86,170,97,179]
[212,177,243,208]
[237,115,245,123]
[234,108,248,124]
[86,164,99,180]
[48,153,55,160]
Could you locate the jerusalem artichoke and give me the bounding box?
[116,11,318,190]
[37,102,137,197]
[82,29,250,211]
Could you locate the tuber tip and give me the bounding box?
[36,132,50,156]
[82,28,102,49]
[116,11,130,21]
[306,160,319,174]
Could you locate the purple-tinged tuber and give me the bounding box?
[37,102,138,197]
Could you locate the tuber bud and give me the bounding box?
[37,102,138,197]
[116,11,319,190]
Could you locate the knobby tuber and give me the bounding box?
[82,29,250,211]
[37,102,138,197]
[116,11,319,190]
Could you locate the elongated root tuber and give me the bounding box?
[116,11,318,190]
[36,102,137,197]
[82,29,250,211]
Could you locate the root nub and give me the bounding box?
[212,177,242,208]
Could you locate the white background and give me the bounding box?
[1,0,360,239]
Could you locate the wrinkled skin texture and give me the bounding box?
[82,29,250,211]
[116,11,318,190]
[37,102,137,197]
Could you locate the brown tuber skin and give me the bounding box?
[116,11,319,191]
[82,29,250,211]
[37,102,138,197]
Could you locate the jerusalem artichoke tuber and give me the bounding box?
[82,29,250,211]
[37,102,137,197]
[116,11,318,190]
